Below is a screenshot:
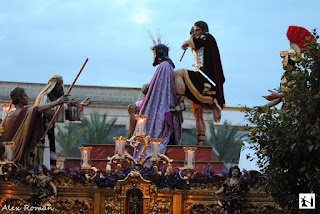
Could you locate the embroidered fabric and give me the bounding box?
[194,47,204,70]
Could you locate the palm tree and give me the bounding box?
[182,128,198,145]
[207,121,246,164]
[81,112,126,144]
[56,122,88,165]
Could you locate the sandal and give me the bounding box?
[170,94,186,112]
[197,134,205,146]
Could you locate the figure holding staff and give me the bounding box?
[174,21,225,145]
[35,58,91,167]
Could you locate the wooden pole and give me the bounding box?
[180,49,186,62]
[40,58,89,141]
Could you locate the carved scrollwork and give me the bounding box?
[54,198,92,213]
[105,197,121,214]
[0,196,30,213]
[185,201,223,214]
[150,199,171,214]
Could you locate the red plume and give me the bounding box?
[286,26,314,51]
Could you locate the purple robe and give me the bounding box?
[134,60,182,160]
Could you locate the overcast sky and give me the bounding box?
[0,0,319,108]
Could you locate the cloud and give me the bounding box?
[133,9,149,24]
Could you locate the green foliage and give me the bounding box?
[207,121,246,163]
[181,128,197,145]
[56,123,88,159]
[81,112,126,144]
[243,30,320,213]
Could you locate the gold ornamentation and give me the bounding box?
[186,201,223,213]
[107,136,137,173]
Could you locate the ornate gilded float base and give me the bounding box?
[1,171,278,214]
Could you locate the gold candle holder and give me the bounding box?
[106,136,137,172]
[79,147,92,169]
[3,142,15,163]
[141,138,173,176]
[184,147,197,169]
[150,138,161,162]
[134,115,148,137]
[179,147,198,183]
[114,136,127,158]
[1,104,11,121]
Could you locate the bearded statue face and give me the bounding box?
[48,82,65,101]
[152,50,158,66]
[152,44,169,66]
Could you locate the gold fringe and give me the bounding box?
[182,69,214,105]
[203,83,211,89]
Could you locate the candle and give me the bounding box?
[1,104,10,121]
[187,150,193,167]
[8,145,12,162]
[3,142,14,163]
[183,147,197,169]
[152,142,158,157]
[134,115,148,136]
[114,136,127,156]
[79,147,92,169]
[137,119,144,136]
[119,140,124,155]
[82,151,89,168]
[106,164,111,171]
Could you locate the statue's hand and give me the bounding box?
[79,97,93,106]
[57,95,69,105]
[181,41,189,50]
[66,98,80,107]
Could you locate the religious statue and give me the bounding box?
[214,166,249,214]
[174,21,225,145]
[254,26,314,112]
[34,74,92,167]
[26,165,57,205]
[1,87,68,166]
[127,189,143,214]
[133,34,183,160]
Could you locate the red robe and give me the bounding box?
[183,33,225,110]
[10,106,44,165]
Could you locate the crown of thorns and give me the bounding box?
[148,30,162,46]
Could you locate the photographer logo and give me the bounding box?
[299,193,315,209]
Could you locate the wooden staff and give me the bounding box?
[40,58,89,141]
[180,49,186,62]
[0,100,13,136]
[180,27,195,62]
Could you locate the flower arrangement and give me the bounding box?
[0,164,266,190]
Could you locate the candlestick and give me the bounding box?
[3,142,15,163]
[183,147,197,169]
[83,151,88,168]
[150,138,162,158]
[187,150,194,167]
[79,147,92,169]
[134,115,148,136]
[114,136,127,156]
[1,104,10,121]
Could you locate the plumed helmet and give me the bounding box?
[280,26,314,65]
